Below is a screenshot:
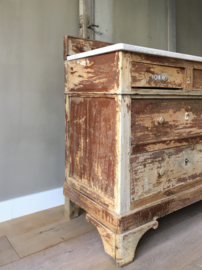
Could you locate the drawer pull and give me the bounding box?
[157,168,165,176]
[185,112,189,120]
[185,158,189,165]
[157,117,165,124]
[151,74,168,81]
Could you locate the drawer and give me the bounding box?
[131,99,202,146]
[131,62,184,89]
[131,143,202,201]
[193,69,202,90]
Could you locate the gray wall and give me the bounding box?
[1,0,202,203]
[0,0,79,202]
[176,0,202,56]
[95,0,202,56]
[95,0,168,50]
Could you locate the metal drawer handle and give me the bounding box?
[157,117,165,124]
[151,74,168,81]
[185,158,189,165]
[185,112,189,120]
[157,168,165,176]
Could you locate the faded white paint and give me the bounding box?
[115,96,131,215]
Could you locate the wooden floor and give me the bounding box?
[1,202,202,270]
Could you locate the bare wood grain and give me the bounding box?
[7,212,95,258]
[0,206,66,239]
[0,230,109,270]
[69,97,118,200]
[0,236,19,267]
[63,183,118,233]
[67,53,120,92]
[67,177,114,210]
[63,35,112,59]
[193,69,202,90]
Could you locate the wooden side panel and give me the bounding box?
[193,69,202,90]
[131,99,202,146]
[69,97,117,200]
[66,53,120,92]
[63,35,112,59]
[131,62,184,89]
[131,143,202,201]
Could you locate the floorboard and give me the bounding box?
[0,206,67,238]
[7,211,95,258]
[0,236,19,267]
[1,201,202,269]
[0,230,109,270]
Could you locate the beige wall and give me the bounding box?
[0,0,79,202]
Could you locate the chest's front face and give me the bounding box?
[130,98,202,204]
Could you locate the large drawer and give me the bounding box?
[131,143,202,201]
[131,99,202,146]
[131,62,185,89]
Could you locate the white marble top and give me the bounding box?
[67,43,202,63]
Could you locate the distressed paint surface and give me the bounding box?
[69,97,117,200]
[131,99,202,146]
[132,62,184,89]
[86,214,116,259]
[63,35,112,59]
[131,136,202,154]
[67,176,114,210]
[193,69,202,90]
[86,213,158,267]
[63,37,202,267]
[122,179,202,232]
[131,143,202,201]
[67,53,120,92]
[114,96,131,214]
[63,183,118,233]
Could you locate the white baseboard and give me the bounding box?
[0,187,64,223]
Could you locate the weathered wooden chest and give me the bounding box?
[63,36,202,266]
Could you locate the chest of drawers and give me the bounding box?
[63,36,202,266]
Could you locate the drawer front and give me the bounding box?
[131,62,185,89]
[131,143,202,201]
[193,69,202,90]
[131,99,202,146]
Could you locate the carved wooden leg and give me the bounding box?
[86,214,158,267]
[64,196,80,220]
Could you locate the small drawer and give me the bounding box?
[193,69,202,90]
[131,143,202,201]
[131,99,202,146]
[131,62,185,89]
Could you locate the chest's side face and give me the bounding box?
[68,96,118,202]
[130,98,202,205]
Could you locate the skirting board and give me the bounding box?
[0,187,64,223]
